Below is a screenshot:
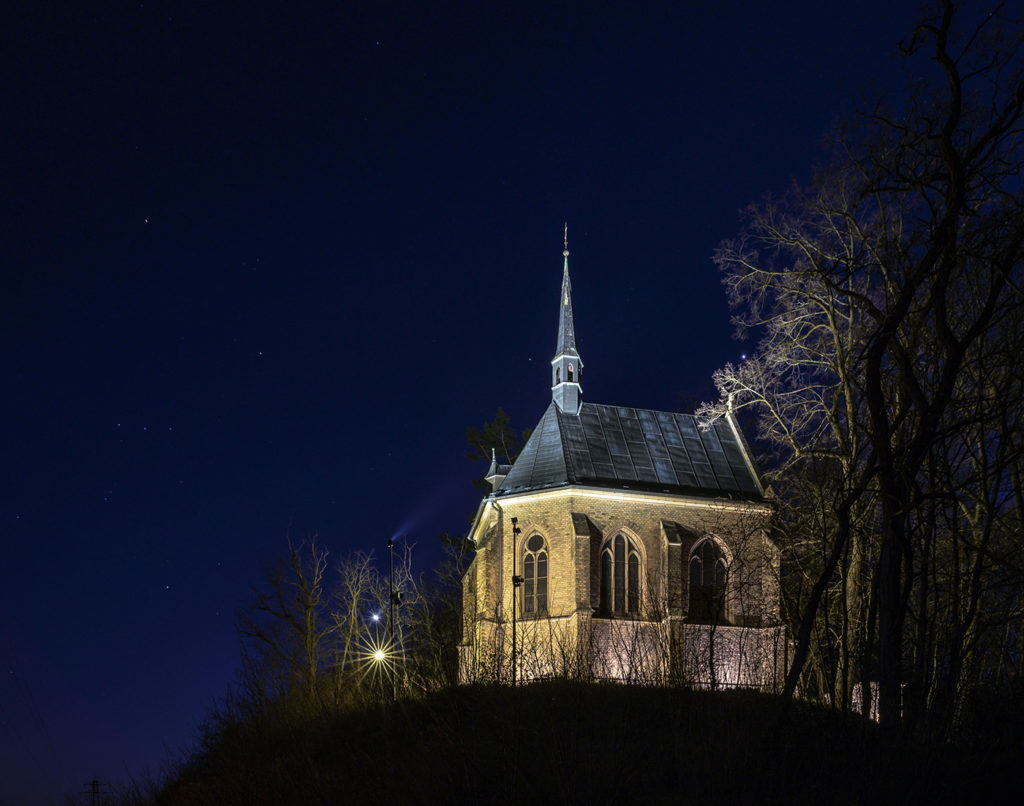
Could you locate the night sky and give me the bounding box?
[2,2,919,802]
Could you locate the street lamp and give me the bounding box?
[387,537,404,701]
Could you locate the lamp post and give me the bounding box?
[510,517,523,686]
[387,537,400,701]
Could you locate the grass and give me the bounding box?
[140,682,1011,805]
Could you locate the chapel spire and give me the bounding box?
[552,224,583,414]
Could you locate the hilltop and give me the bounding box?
[129,682,1013,805]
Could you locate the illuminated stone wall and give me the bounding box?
[459,487,785,688]
[673,624,789,689]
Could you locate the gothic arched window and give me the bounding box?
[556,367,561,384]
[567,363,575,382]
[688,538,729,624]
[599,534,641,616]
[523,534,548,616]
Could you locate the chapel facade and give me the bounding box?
[458,240,786,689]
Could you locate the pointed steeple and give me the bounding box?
[552,224,583,413]
[555,226,578,359]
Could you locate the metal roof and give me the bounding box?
[554,252,579,359]
[495,401,763,499]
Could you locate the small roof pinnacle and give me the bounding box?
[563,222,569,257]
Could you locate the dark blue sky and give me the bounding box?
[2,1,918,801]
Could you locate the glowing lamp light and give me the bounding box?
[361,635,396,672]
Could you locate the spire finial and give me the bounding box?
[563,222,569,257]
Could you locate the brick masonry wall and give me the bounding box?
[459,488,785,686]
[674,623,788,691]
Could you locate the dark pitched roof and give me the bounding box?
[495,401,763,499]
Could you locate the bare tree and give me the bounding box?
[402,532,475,690]
[702,1,1024,733]
[238,535,335,707]
[325,549,378,703]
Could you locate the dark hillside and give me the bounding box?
[141,683,1009,805]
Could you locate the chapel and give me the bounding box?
[459,237,786,688]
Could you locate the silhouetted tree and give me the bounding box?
[237,535,336,707]
[465,407,532,490]
[701,0,1024,734]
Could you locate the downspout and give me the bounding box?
[492,499,505,683]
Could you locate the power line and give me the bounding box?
[80,777,112,806]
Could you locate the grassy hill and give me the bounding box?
[138,682,1011,804]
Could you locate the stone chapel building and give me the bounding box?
[459,240,786,689]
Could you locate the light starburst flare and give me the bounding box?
[358,634,398,684]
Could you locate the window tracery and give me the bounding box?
[599,533,641,616]
[523,533,548,616]
[688,537,729,624]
